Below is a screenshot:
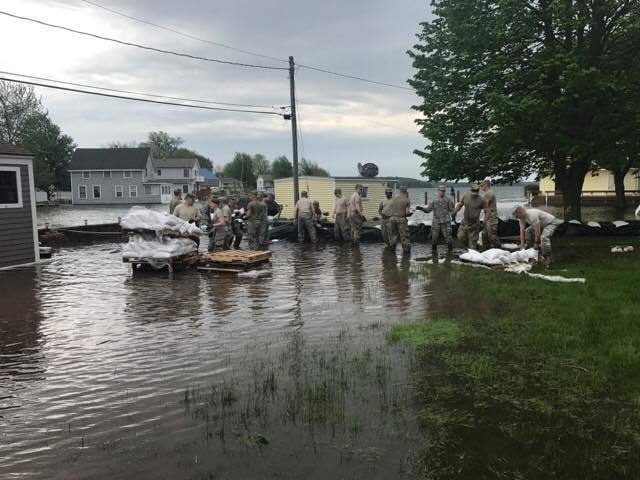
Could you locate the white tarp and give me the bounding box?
[122,236,197,260]
[121,207,204,235]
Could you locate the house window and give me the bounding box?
[124,171,132,178]
[182,184,188,193]
[92,185,101,199]
[115,185,123,198]
[0,167,23,208]
[156,169,162,176]
[183,168,189,178]
[78,185,87,199]
[103,171,111,179]
[144,185,152,195]
[361,186,369,199]
[161,185,171,195]
[129,185,138,198]
[82,171,91,179]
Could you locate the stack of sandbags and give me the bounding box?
[459,248,538,266]
[121,206,203,235]
[122,236,197,260]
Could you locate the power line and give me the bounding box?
[296,64,413,91]
[0,10,288,71]
[0,76,285,115]
[79,0,288,65]
[0,70,285,109]
[75,0,413,91]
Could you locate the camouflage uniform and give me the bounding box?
[221,204,233,249]
[483,189,500,247]
[257,199,269,249]
[423,197,454,246]
[207,207,227,251]
[388,195,411,253]
[457,192,487,249]
[334,195,350,242]
[349,191,364,245]
[379,198,393,247]
[246,200,261,250]
[296,197,317,243]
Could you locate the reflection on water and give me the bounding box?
[0,242,437,479]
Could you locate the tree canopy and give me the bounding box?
[138,131,213,170]
[223,153,257,188]
[410,0,640,219]
[300,158,330,177]
[0,81,44,144]
[271,156,293,179]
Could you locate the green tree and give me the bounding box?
[252,153,271,176]
[0,80,44,144]
[21,112,76,193]
[410,0,640,220]
[222,153,256,188]
[300,158,330,177]
[271,155,293,179]
[173,147,213,171]
[140,131,184,158]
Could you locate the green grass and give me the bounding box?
[391,237,640,479]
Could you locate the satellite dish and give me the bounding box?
[357,162,379,178]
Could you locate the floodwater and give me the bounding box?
[0,242,439,479]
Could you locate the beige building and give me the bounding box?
[274,176,399,219]
[540,169,640,194]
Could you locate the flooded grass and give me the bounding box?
[391,237,640,479]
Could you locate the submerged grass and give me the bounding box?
[391,237,640,479]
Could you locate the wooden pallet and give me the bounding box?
[124,252,200,272]
[201,250,272,264]
[198,249,272,272]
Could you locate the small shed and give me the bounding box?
[0,143,40,269]
[274,176,398,219]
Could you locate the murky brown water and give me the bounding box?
[0,242,438,479]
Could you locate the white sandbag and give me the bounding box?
[568,219,581,224]
[122,236,197,260]
[460,248,538,266]
[636,204,640,217]
[237,269,271,278]
[587,221,601,228]
[526,272,586,283]
[121,207,203,235]
[613,220,629,227]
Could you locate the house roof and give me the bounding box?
[69,148,151,170]
[0,142,32,157]
[198,168,219,181]
[154,158,198,168]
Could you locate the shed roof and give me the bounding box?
[0,142,32,157]
[69,148,151,170]
[198,168,218,181]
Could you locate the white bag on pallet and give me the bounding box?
[122,236,197,260]
[121,206,203,235]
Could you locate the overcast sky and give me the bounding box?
[1,0,432,177]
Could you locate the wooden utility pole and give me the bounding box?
[288,55,300,203]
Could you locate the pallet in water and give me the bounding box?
[199,249,272,272]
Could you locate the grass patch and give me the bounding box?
[393,237,640,479]
[387,319,469,348]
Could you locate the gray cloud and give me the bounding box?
[2,0,432,176]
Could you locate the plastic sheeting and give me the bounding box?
[121,206,204,235]
[122,236,197,260]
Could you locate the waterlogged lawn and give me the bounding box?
[390,237,640,479]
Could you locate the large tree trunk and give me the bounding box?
[613,168,629,212]
[554,157,590,221]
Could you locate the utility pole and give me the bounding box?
[288,55,300,203]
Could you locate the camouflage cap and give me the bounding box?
[437,185,446,191]
[470,184,480,191]
[384,187,393,193]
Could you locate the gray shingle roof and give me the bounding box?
[153,158,198,168]
[69,148,151,170]
[0,142,32,156]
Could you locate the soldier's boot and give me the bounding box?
[431,244,438,262]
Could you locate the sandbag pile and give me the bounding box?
[121,206,203,235]
[459,248,538,266]
[122,236,197,260]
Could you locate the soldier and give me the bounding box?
[294,191,317,243]
[378,188,394,247]
[349,184,365,245]
[220,197,233,250]
[169,189,182,214]
[481,179,500,247]
[453,184,489,250]
[332,188,350,242]
[513,206,563,261]
[206,197,227,251]
[417,185,454,254]
[173,193,203,223]
[265,193,281,217]
[387,186,412,254]
[227,196,243,249]
[244,191,261,250]
[257,193,270,250]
